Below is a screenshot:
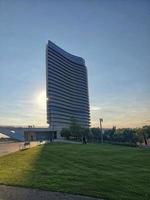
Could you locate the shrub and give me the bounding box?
[60,128,71,140]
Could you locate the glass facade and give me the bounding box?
[46,40,90,131]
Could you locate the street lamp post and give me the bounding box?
[99,118,103,143]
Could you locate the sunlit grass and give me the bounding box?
[0,146,41,185]
[0,143,150,200]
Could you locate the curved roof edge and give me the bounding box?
[47,40,85,66]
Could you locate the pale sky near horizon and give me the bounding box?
[0,0,150,128]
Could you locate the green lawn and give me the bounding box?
[0,143,150,200]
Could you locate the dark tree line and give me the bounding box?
[60,117,90,143]
[60,117,150,146]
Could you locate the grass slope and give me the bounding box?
[0,143,150,200]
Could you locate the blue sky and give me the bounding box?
[0,0,150,128]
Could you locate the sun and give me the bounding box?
[36,90,46,108]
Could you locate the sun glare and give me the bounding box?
[36,91,46,108]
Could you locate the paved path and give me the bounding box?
[0,185,102,200]
[0,142,39,157]
[0,140,81,157]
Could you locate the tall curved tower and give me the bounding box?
[46,40,90,132]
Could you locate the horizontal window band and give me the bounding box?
[47,48,86,68]
[47,87,88,98]
[48,98,89,107]
[48,115,90,122]
[47,110,89,117]
[47,73,88,91]
[47,61,87,80]
[48,81,88,96]
[47,113,90,119]
[48,101,89,110]
[47,53,86,75]
[47,69,87,87]
[48,107,89,115]
[47,105,90,114]
[48,110,90,115]
[48,112,90,118]
[47,120,90,126]
[47,92,89,103]
[47,117,89,123]
[47,46,86,68]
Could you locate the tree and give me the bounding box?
[103,127,116,141]
[69,117,82,140]
[134,126,150,146]
[137,126,150,145]
[60,128,71,140]
[143,125,150,139]
[91,127,100,142]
